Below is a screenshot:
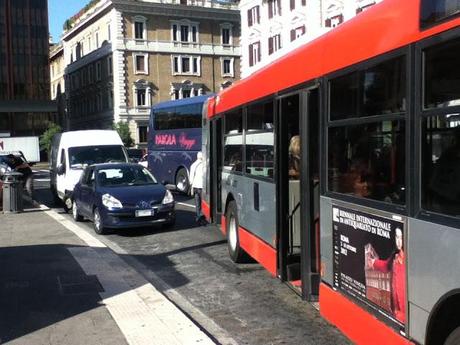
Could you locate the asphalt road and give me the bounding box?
[32,169,350,345]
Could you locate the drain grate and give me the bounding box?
[57,274,104,296]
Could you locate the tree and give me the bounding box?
[40,123,62,156]
[113,121,134,147]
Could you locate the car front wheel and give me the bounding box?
[93,208,107,235]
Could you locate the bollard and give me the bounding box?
[2,172,24,213]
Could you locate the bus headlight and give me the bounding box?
[102,193,123,209]
[162,190,174,204]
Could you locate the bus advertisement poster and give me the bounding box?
[332,205,406,330]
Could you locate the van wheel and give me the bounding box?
[63,196,73,213]
[445,326,460,345]
[93,208,107,235]
[226,200,250,263]
[175,168,189,194]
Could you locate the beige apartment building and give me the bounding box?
[61,0,240,146]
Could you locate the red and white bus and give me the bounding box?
[202,0,460,344]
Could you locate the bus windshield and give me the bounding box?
[69,145,126,168]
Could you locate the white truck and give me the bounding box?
[0,136,40,163]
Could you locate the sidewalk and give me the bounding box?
[0,201,216,345]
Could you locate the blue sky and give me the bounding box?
[48,0,87,42]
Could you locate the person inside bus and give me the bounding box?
[190,151,206,225]
[366,227,406,324]
[339,158,373,198]
[288,135,301,179]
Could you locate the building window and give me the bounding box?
[139,126,148,143]
[248,6,260,27]
[325,14,344,28]
[356,2,375,14]
[268,34,282,55]
[221,24,232,46]
[268,0,281,18]
[249,42,261,67]
[170,81,203,100]
[88,36,92,51]
[107,24,111,41]
[137,89,146,106]
[134,80,151,108]
[290,0,295,10]
[108,88,113,109]
[134,17,147,40]
[88,65,94,83]
[95,32,99,48]
[171,21,199,43]
[221,57,234,77]
[172,55,201,75]
[107,56,113,76]
[290,26,305,41]
[134,53,148,74]
[96,61,102,80]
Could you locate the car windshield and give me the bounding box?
[68,145,126,168]
[97,166,157,187]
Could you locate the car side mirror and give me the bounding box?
[57,164,66,175]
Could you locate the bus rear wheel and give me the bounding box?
[226,200,249,263]
[175,168,189,194]
[445,326,460,345]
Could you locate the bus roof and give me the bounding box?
[210,0,460,117]
[152,95,212,111]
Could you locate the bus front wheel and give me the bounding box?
[226,200,249,263]
[175,168,189,194]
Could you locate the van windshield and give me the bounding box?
[68,145,126,168]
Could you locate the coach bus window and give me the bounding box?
[224,108,243,172]
[246,101,274,178]
[328,121,405,204]
[154,105,202,130]
[424,37,460,109]
[421,0,460,29]
[422,116,460,217]
[330,56,406,120]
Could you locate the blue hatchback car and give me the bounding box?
[72,163,175,234]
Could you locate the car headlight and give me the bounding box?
[102,193,123,209]
[162,189,174,204]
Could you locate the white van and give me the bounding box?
[50,130,128,211]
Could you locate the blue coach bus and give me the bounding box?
[148,95,210,193]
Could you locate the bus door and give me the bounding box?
[210,117,223,223]
[276,87,320,300]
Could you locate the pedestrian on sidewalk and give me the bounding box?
[189,151,206,225]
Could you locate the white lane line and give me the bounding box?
[176,202,195,209]
[39,203,216,345]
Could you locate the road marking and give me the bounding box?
[176,202,195,209]
[39,203,216,345]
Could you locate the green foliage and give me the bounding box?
[113,121,134,147]
[63,0,101,32]
[40,123,62,155]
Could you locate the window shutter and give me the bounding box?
[249,45,254,67]
[325,18,331,27]
[257,42,261,62]
[290,0,295,10]
[268,37,273,55]
[301,0,306,5]
[248,9,253,26]
[278,0,282,16]
[268,1,273,18]
[257,6,260,23]
[290,29,295,41]
[173,24,177,41]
